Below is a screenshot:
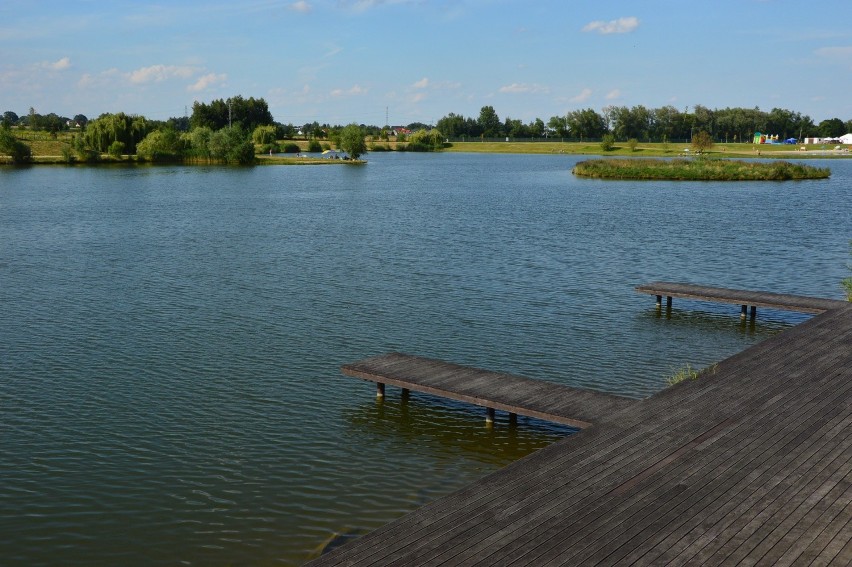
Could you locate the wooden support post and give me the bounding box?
[741,305,748,319]
[401,388,410,401]
[666,296,672,309]
[376,382,385,398]
[750,306,757,319]
[486,407,495,425]
[509,412,517,425]
[656,295,662,308]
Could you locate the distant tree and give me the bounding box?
[84,112,151,154]
[191,96,273,132]
[530,118,546,138]
[72,114,88,127]
[186,126,213,158]
[627,138,639,152]
[108,140,125,158]
[691,130,714,153]
[338,123,367,159]
[407,122,430,131]
[3,111,19,126]
[208,126,255,164]
[600,134,615,151]
[818,118,845,138]
[478,105,501,138]
[566,108,606,140]
[252,125,277,145]
[0,124,32,163]
[136,129,184,162]
[406,129,444,151]
[547,115,569,138]
[437,113,468,138]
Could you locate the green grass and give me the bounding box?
[572,158,830,180]
[666,363,718,387]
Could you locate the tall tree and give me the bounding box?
[339,123,367,159]
[478,106,501,138]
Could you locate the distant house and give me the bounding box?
[804,137,823,144]
[391,127,412,137]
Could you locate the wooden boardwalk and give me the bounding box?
[636,281,848,314]
[343,352,636,428]
[309,298,852,566]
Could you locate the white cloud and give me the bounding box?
[582,16,639,35]
[605,89,622,100]
[128,64,195,84]
[569,88,592,103]
[498,83,549,94]
[411,92,426,103]
[290,1,312,13]
[412,77,429,89]
[41,57,71,71]
[814,46,852,60]
[187,73,227,92]
[330,84,367,97]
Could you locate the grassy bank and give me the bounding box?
[572,158,830,180]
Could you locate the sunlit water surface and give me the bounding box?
[1,153,850,565]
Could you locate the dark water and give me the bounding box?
[1,153,850,565]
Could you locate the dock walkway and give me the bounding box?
[343,352,636,429]
[636,281,847,314]
[309,291,852,566]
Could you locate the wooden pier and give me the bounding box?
[309,290,852,566]
[342,352,635,428]
[636,281,848,316]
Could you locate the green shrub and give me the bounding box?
[108,140,125,158]
[627,138,638,152]
[282,142,300,153]
[600,134,615,152]
[307,140,322,153]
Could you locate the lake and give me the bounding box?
[1,153,850,565]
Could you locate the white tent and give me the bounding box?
[838,133,852,145]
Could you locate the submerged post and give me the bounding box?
[656,295,663,308]
[376,382,385,398]
[666,296,672,309]
[750,306,757,319]
[741,305,748,318]
[486,407,495,425]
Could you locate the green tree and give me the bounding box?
[136,129,183,162]
[478,105,501,138]
[818,118,845,138]
[252,125,277,145]
[600,133,615,151]
[566,108,606,140]
[208,126,255,164]
[691,130,714,153]
[406,129,444,151]
[627,138,639,152]
[0,124,32,163]
[339,123,367,159]
[547,115,569,138]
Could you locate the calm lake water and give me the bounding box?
[1,153,850,565]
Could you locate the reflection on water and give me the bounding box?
[344,392,577,469]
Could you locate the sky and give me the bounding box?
[2,0,851,127]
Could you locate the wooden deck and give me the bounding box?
[636,281,848,314]
[309,298,852,566]
[342,352,636,428]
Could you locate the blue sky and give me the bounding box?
[2,0,851,126]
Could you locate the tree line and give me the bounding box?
[437,105,852,142]
[4,97,852,165]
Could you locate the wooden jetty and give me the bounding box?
[636,281,848,317]
[342,352,635,428]
[309,290,852,566]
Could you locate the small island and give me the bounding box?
[572,158,830,180]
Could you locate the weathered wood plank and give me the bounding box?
[342,352,636,428]
[635,281,847,313]
[308,298,852,567]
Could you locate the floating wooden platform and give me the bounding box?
[342,352,636,429]
[636,281,847,314]
[310,294,852,566]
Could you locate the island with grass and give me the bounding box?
[572,158,830,181]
